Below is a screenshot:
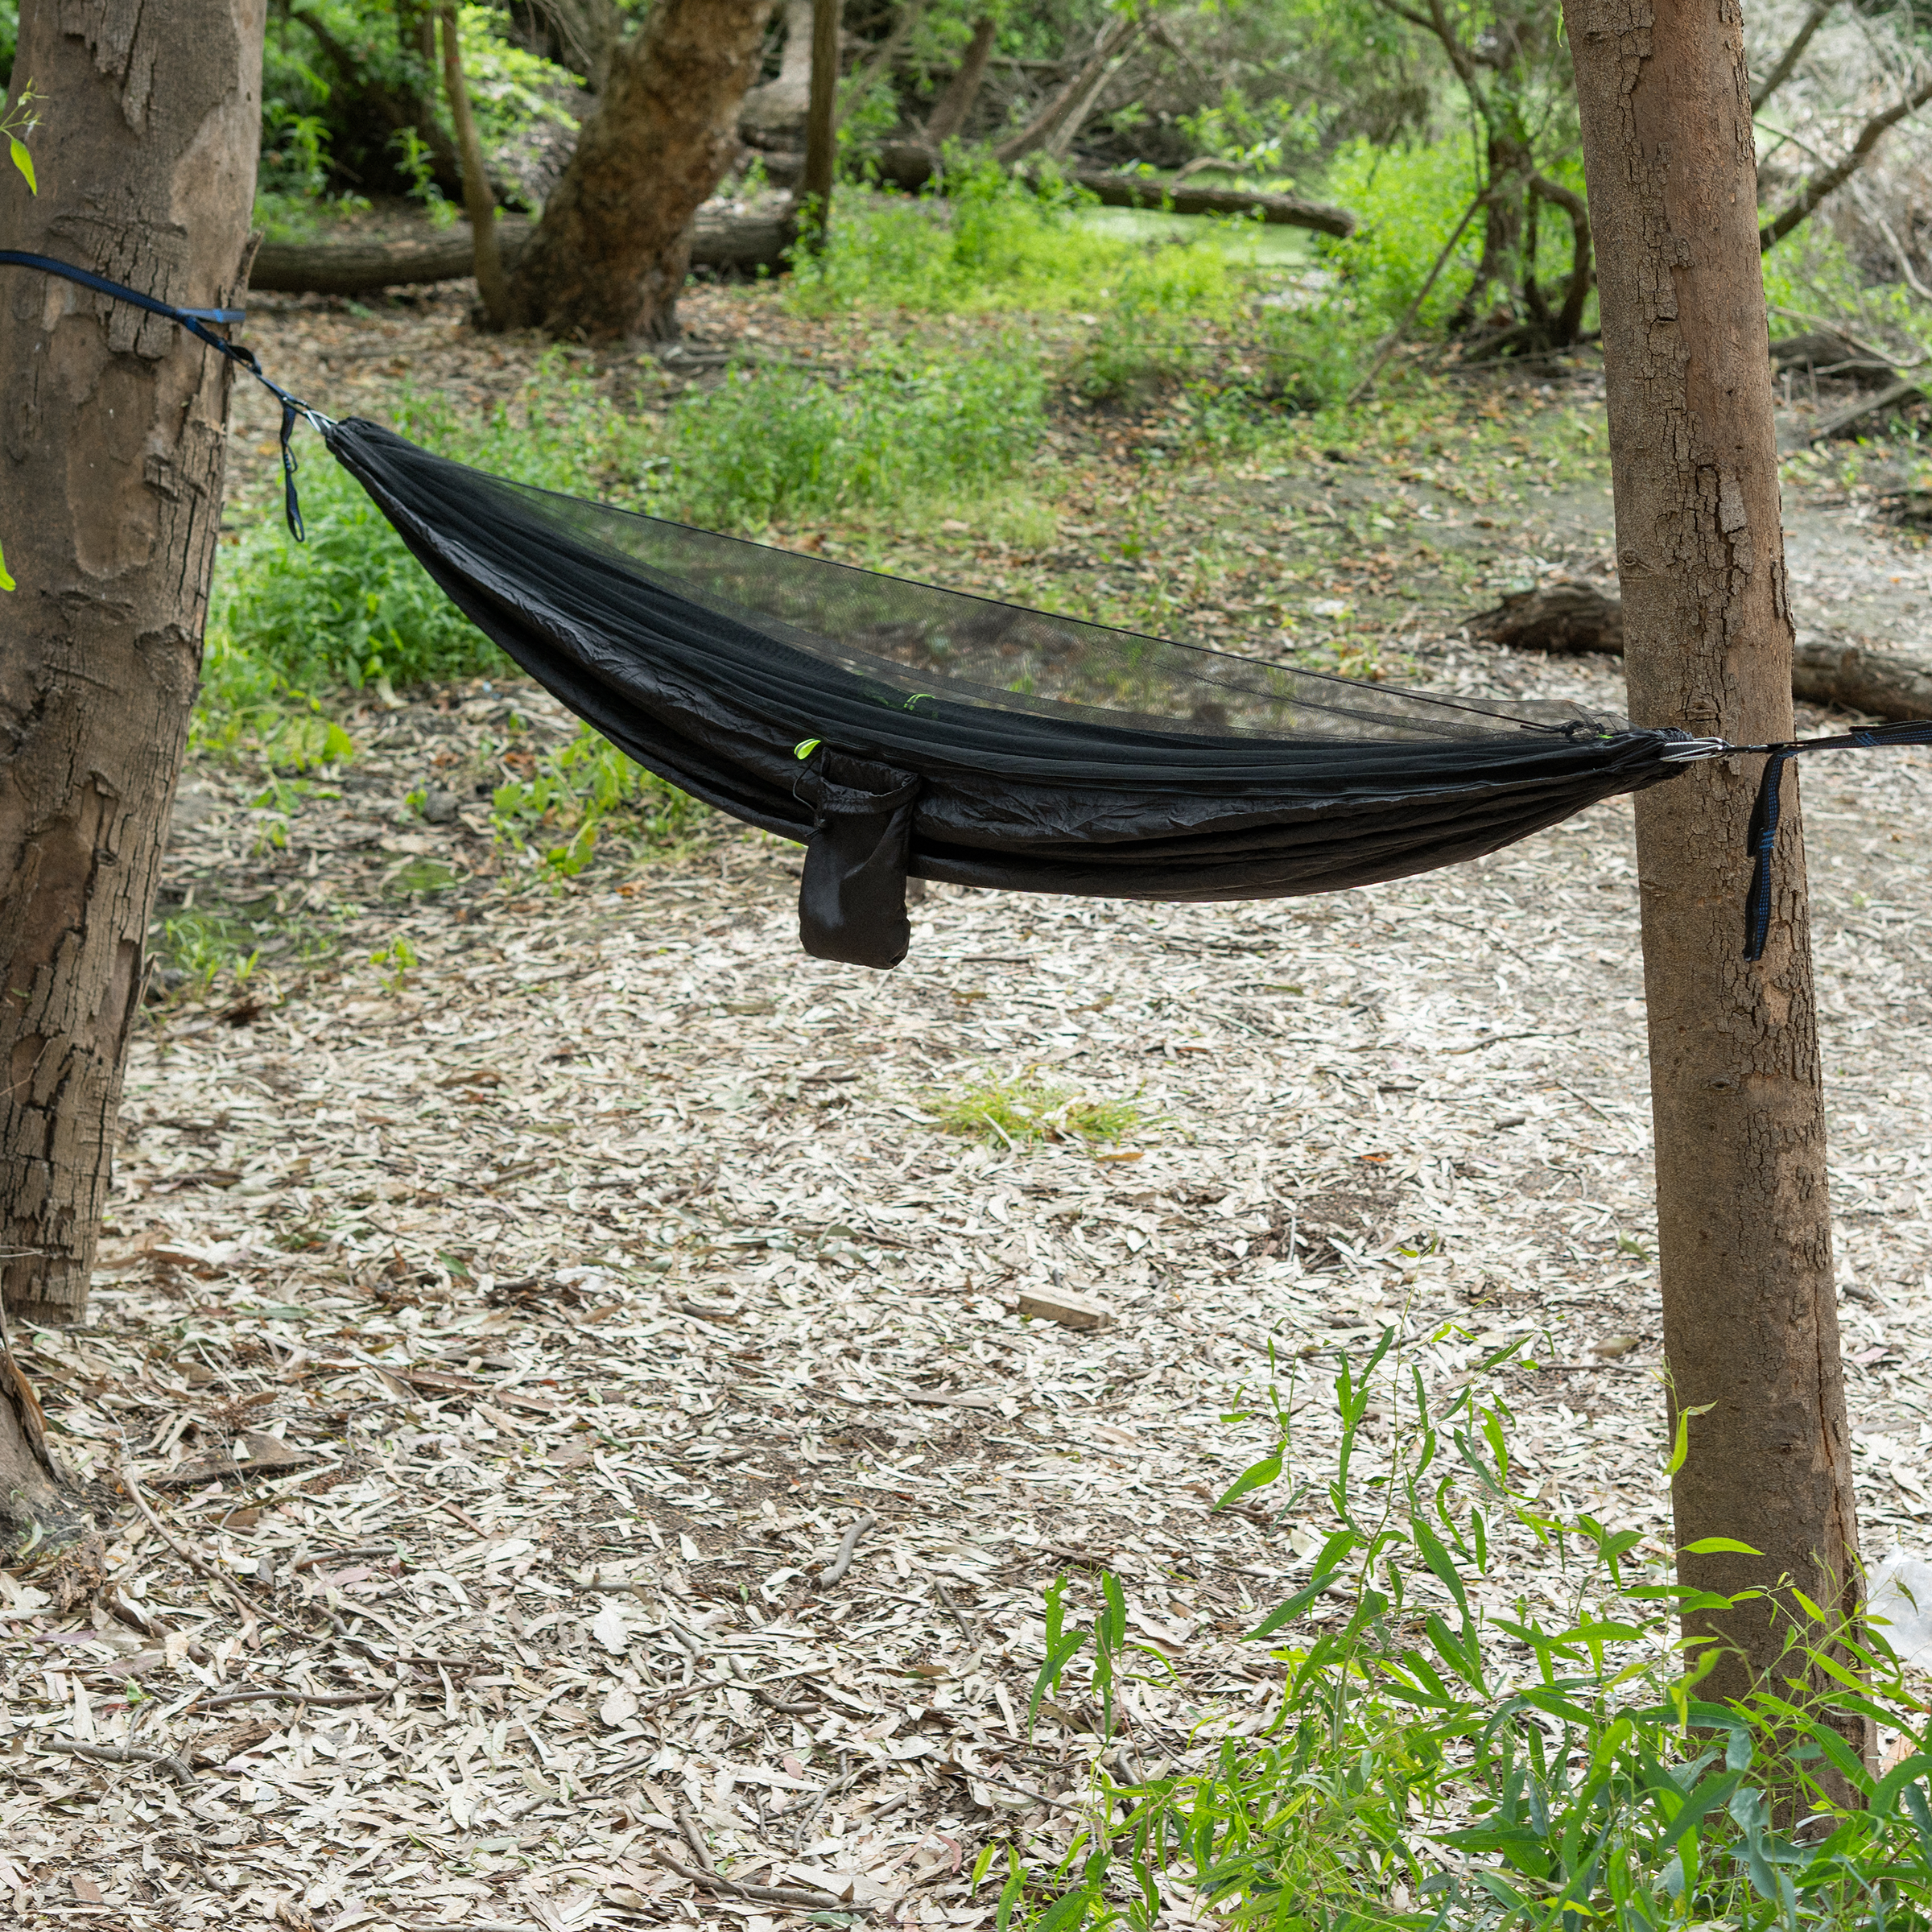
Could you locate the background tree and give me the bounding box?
[501,0,770,340]
[0,0,263,1521]
[1564,0,1865,1750]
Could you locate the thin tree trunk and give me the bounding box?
[440,1,507,324]
[1760,73,1932,254]
[799,0,838,256]
[924,14,996,146]
[0,0,261,1366]
[1564,0,1864,1775]
[1752,0,1839,113]
[502,0,770,341]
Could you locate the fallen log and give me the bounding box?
[1464,580,1932,721]
[870,141,1357,236]
[248,202,798,297]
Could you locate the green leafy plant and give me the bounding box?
[369,935,419,993]
[1007,1330,1932,1929]
[491,722,711,877]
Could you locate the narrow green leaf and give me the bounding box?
[1666,1401,1715,1476]
[793,737,820,759]
[1681,1536,1762,1556]
[1246,1566,1343,1641]
[0,533,13,592]
[10,136,35,195]
[1213,1450,1281,1512]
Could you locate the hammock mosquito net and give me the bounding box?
[329,418,1697,969]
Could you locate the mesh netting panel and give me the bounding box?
[510,472,1611,745]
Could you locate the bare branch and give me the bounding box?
[1752,0,1839,113]
[1760,71,1932,251]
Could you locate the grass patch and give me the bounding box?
[933,1071,1147,1149]
[1009,1327,1932,1929]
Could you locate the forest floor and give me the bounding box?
[3,278,1931,1929]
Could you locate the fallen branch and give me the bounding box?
[650,1845,869,1913]
[1463,582,1932,720]
[249,202,797,297]
[869,142,1357,235]
[817,1512,876,1587]
[39,1737,196,1790]
[1804,375,1925,443]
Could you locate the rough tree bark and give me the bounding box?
[0,0,262,1517]
[1563,0,1864,1753]
[502,0,770,341]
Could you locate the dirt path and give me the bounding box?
[3,287,1930,1926]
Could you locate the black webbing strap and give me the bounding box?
[1741,721,1932,959]
[0,249,328,539]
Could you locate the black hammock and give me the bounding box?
[8,250,1928,969]
[330,418,1714,969]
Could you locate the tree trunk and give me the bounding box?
[799,0,837,256]
[1564,0,1864,1765]
[440,1,507,324]
[0,5,261,1340]
[502,0,770,341]
[924,14,996,146]
[1450,134,1530,332]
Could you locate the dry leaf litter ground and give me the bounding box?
[3,286,1930,1930]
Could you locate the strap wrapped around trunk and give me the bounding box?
[795,752,923,969]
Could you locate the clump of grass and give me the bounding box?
[934,1071,1146,1149]
[1076,244,1239,402]
[1005,1327,1932,1930]
[650,341,1046,531]
[491,722,712,878]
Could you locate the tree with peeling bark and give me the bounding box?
[1563,0,1865,1767]
[0,0,263,1534]
[501,0,773,342]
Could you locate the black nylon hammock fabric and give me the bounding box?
[327,418,1693,968]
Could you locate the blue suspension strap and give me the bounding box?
[0,249,331,539]
[1735,721,1932,959]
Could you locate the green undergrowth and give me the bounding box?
[791,162,1248,319]
[998,1329,1932,1930]
[651,339,1047,530]
[489,722,712,877]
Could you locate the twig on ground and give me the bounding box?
[651,1845,869,1914]
[39,1737,196,1790]
[818,1513,876,1587]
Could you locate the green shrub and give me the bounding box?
[1319,134,1486,329]
[1013,1328,1932,1929]
[652,341,1046,530]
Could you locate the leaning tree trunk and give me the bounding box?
[0,0,262,1522]
[1565,0,1864,1772]
[503,0,771,341]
